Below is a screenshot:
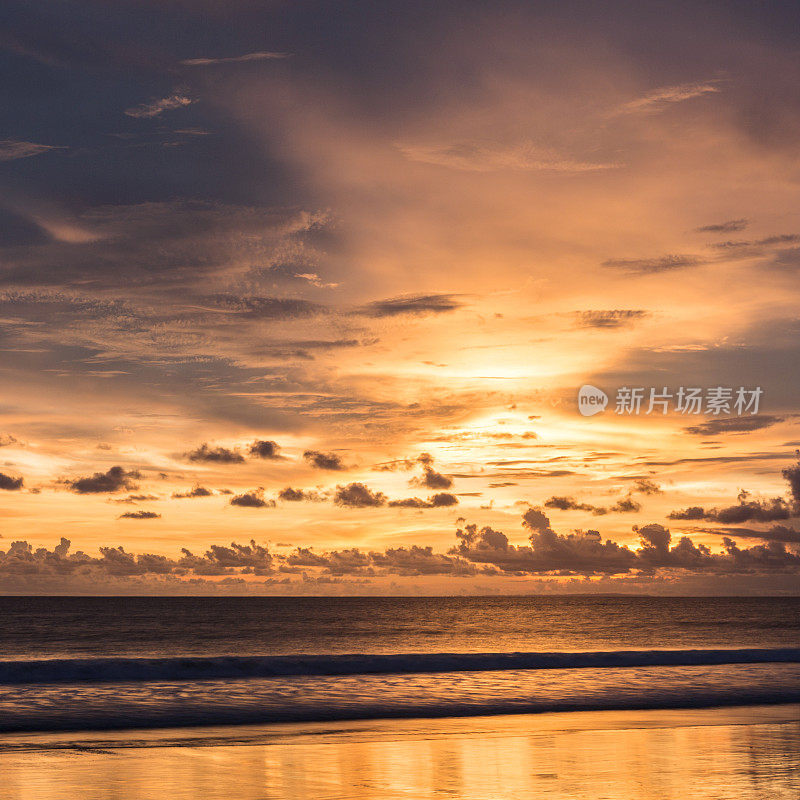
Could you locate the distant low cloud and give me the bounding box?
[186,444,245,464]
[0,139,63,161]
[124,94,194,119]
[695,219,748,233]
[0,472,23,491]
[303,450,346,470]
[66,466,140,494]
[684,415,784,436]
[180,51,291,66]
[602,254,705,274]
[356,294,463,317]
[118,510,160,519]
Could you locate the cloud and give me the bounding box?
[230,489,274,508]
[399,140,620,172]
[186,444,245,464]
[113,493,160,504]
[180,51,291,66]
[208,294,324,319]
[544,495,640,515]
[66,466,140,494]
[248,439,282,459]
[0,434,18,447]
[412,463,454,490]
[450,509,638,575]
[602,254,706,274]
[684,415,784,436]
[618,81,721,113]
[334,482,387,507]
[172,486,213,499]
[695,219,748,233]
[124,94,195,119]
[695,525,800,544]
[356,294,463,317]
[573,310,649,328]
[388,492,459,508]
[370,545,479,576]
[0,140,62,161]
[632,479,663,495]
[278,487,307,501]
[0,473,23,491]
[669,492,792,524]
[303,450,346,470]
[783,459,800,510]
[118,510,161,519]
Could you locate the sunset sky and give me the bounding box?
[1,0,800,593]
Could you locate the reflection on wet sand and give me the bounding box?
[2,706,799,800]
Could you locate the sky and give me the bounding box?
[1,0,800,594]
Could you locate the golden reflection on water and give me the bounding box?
[2,707,799,800]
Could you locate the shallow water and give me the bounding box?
[1,706,798,800]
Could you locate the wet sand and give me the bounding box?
[1,704,798,800]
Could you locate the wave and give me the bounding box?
[2,688,800,734]
[1,647,799,685]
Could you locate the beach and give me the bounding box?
[2,705,799,800]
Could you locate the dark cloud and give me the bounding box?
[248,439,282,459]
[389,492,459,508]
[632,479,663,495]
[602,254,706,274]
[669,493,792,523]
[118,510,161,519]
[0,434,19,447]
[544,495,640,515]
[573,310,649,328]
[172,486,213,499]
[782,459,800,510]
[370,546,479,576]
[356,294,463,317]
[334,482,387,508]
[66,466,140,494]
[695,525,800,544]
[113,493,160,504]
[0,472,23,491]
[230,489,274,508]
[278,487,306,501]
[413,465,454,490]
[186,443,245,464]
[285,547,373,576]
[303,450,346,470]
[684,415,784,436]
[450,509,637,575]
[695,219,748,233]
[545,496,603,513]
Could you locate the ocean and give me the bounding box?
[0,595,798,732]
